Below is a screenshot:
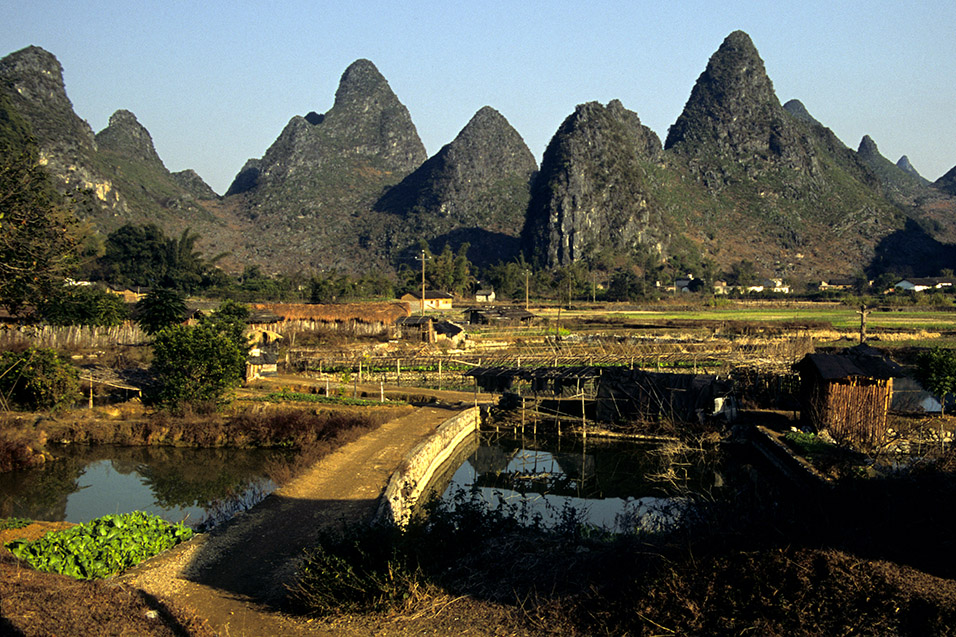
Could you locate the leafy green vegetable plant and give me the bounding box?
[4,511,192,579]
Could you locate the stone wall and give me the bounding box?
[376,406,482,526]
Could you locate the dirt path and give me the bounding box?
[118,403,472,636]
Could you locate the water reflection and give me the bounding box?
[0,445,291,528]
[436,432,722,532]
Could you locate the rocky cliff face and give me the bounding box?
[0,46,228,242]
[523,100,666,267]
[526,31,907,279]
[0,46,125,218]
[225,59,428,271]
[375,106,536,265]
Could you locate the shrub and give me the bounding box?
[0,347,81,410]
[148,322,246,409]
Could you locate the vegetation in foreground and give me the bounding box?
[287,443,956,636]
[5,512,192,580]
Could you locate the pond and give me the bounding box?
[427,431,727,533]
[0,445,292,529]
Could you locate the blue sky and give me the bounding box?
[4,1,954,194]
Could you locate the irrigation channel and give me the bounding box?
[0,445,289,530]
[416,427,732,532]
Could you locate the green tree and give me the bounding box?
[607,269,646,301]
[0,348,81,411]
[915,347,956,415]
[101,223,169,288]
[0,93,80,315]
[38,286,129,327]
[200,299,250,379]
[135,288,187,335]
[484,258,531,302]
[149,322,246,409]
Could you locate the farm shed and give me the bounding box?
[595,369,736,424]
[794,345,904,447]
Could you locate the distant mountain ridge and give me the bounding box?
[3,35,956,282]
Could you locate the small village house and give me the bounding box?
[475,288,496,303]
[400,290,454,313]
[894,277,955,293]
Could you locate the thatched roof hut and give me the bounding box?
[248,302,410,337]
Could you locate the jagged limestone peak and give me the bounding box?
[857,134,881,159]
[374,104,536,250]
[783,99,823,128]
[523,99,665,267]
[95,109,165,168]
[665,30,780,153]
[896,155,923,179]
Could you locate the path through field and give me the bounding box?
[118,401,470,636]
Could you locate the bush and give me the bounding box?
[148,322,246,409]
[0,347,81,410]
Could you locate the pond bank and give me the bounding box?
[0,401,411,473]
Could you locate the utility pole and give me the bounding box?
[416,249,428,317]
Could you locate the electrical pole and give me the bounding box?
[416,249,427,317]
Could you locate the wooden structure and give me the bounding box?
[396,316,466,346]
[464,306,536,326]
[245,329,283,381]
[794,345,903,447]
